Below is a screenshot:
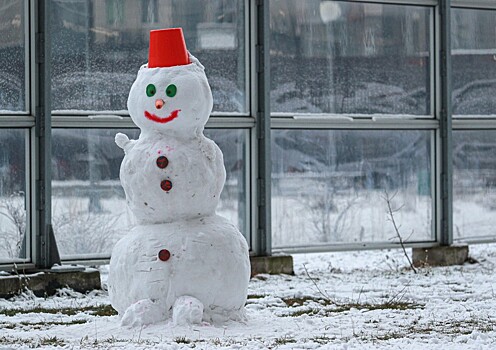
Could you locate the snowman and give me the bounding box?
[108,28,251,327]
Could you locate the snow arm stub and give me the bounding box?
[115,133,136,153]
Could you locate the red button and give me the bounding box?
[158,249,170,261]
[156,156,169,169]
[161,180,172,191]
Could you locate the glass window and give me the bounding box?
[0,129,27,262]
[452,8,496,117]
[50,0,246,113]
[52,128,248,259]
[270,1,432,116]
[0,0,25,112]
[453,130,496,240]
[51,129,133,259]
[205,129,249,239]
[272,129,433,248]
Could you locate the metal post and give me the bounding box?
[254,0,271,256]
[33,0,60,268]
[439,0,453,245]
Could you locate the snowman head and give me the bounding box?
[127,28,213,135]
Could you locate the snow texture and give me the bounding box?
[108,53,250,326]
[2,245,496,349]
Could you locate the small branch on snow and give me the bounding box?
[302,263,336,304]
[383,191,418,274]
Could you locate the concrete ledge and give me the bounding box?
[412,245,469,267]
[0,268,101,298]
[250,255,294,277]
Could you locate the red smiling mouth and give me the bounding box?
[144,109,181,124]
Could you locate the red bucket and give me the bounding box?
[148,28,190,68]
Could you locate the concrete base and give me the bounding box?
[0,268,101,298]
[250,255,294,277]
[412,245,469,267]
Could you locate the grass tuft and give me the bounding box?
[274,336,296,345]
[282,296,333,307]
[247,294,266,299]
[1,319,87,330]
[311,335,336,344]
[174,336,191,344]
[39,336,65,346]
[281,301,422,317]
[0,304,117,317]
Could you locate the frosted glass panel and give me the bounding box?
[272,130,433,248]
[0,0,25,112]
[270,1,431,115]
[0,129,27,262]
[452,8,496,117]
[52,128,248,258]
[50,0,246,113]
[453,131,496,240]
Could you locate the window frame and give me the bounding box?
[3,0,496,269]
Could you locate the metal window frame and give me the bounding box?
[4,0,496,270]
[451,0,496,10]
[249,0,271,256]
[437,0,453,245]
[31,0,60,268]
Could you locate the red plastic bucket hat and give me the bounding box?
[148,28,190,68]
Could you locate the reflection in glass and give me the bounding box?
[52,128,247,258]
[270,1,431,115]
[0,0,25,112]
[50,0,246,113]
[271,130,433,248]
[453,131,496,240]
[0,129,27,262]
[452,8,496,116]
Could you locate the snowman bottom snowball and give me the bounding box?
[108,215,251,326]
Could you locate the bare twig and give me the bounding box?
[383,191,417,274]
[302,263,336,304]
[385,281,412,305]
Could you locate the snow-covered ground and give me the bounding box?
[1,244,496,349]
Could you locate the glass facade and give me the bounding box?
[0,0,25,112]
[1,0,496,267]
[0,129,27,262]
[50,0,246,113]
[272,130,433,248]
[270,1,431,116]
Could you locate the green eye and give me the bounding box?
[166,84,177,98]
[146,84,156,97]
